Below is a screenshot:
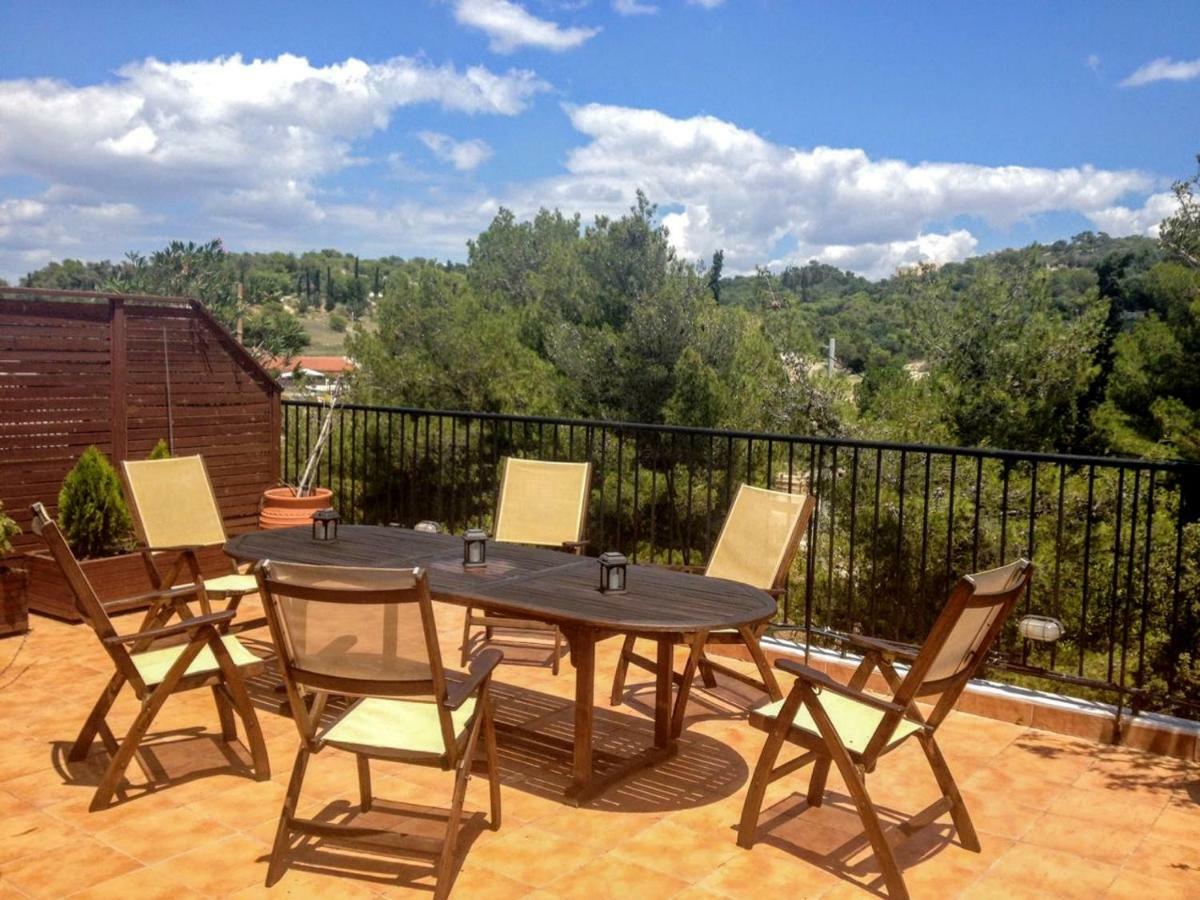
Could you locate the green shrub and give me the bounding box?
[148,439,171,460]
[328,312,348,333]
[57,446,134,558]
[0,501,20,556]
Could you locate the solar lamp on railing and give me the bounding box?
[1017,615,1064,644]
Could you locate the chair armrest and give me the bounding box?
[560,540,590,555]
[775,658,908,716]
[844,632,918,662]
[444,648,503,710]
[103,609,236,647]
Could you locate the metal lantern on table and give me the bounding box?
[312,508,340,541]
[598,551,628,593]
[463,528,488,568]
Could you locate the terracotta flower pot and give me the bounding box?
[259,487,335,530]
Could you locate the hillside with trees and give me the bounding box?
[18,163,1200,463]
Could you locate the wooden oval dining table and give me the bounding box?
[226,525,776,804]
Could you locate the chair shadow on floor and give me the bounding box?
[253,798,492,894]
[50,725,260,807]
[752,790,966,898]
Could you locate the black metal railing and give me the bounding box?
[282,400,1200,717]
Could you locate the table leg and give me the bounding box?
[570,628,596,792]
[671,631,708,739]
[654,637,672,748]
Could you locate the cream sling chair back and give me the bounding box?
[257,561,502,898]
[610,484,815,712]
[461,457,592,674]
[122,455,262,628]
[737,558,1034,900]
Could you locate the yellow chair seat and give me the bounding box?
[755,690,923,755]
[191,573,258,595]
[323,697,477,756]
[131,635,261,686]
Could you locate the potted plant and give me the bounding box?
[24,446,155,621]
[0,502,27,637]
[260,379,339,529]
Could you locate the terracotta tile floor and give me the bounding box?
[2,598,1198,898]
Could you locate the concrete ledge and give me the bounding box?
[708,637,1200,762]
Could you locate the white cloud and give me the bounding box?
[502,103,1158,277]
[687,0,725,8]
[1120,56,1200,87]
[1086,191,1177,237]
[0,52,546,278]
[417,131,494,170]
[454,0,600,53]
[613,0,658,15]
[1086,54,1101,73]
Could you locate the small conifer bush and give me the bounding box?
[0,502,20,556]
[57,446,134,558]
[148,439,171,460]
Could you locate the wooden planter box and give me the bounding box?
[23,546,235,623]
[0,566,28,637]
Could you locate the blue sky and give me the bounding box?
[0,0,1196,280]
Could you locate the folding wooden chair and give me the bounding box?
[737,558,1034,899]
[122,455,263,630]
[31,502,270,811]
[257,561,503,898]
[611,484,815,706]
[461,457,592,674]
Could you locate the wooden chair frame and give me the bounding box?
[461,457,592,675]
[257,562,502,899]
[736,558,1033,899]
[611,487,815,708]
[121,455,263,631]
[30,503,270,811]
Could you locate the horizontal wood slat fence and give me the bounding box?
[0,288,281,548]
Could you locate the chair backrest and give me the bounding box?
[705,484,815,591]
[891,558,1033,725]
[493,457,591,547]
[257,560,458,752]
[29,502,120,645]
[122,455,227,548]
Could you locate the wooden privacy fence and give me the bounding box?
[0,288,281,548]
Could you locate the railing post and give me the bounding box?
[109,297,127,463]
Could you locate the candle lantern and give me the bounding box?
[598,551,628,593]
[312,508,340,541]
[463,528,488,568]
[414,520,442,533]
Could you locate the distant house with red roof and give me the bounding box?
[267,355,355,395]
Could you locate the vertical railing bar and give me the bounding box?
[971,456,983,572]
[945,453,957,592]
[895,449,907,636]
[1118,469,1141,693]
[919,452,931,600]
[649,433,658,563]
[616,432,625,550]
[869,448,883,636]
[1079,465,1096,677]
[1136,470,1155,691]
[847,446,859,628]
[1106,467,1126,683]
[632,433,641,563]
[685,433,695,566]
[705,436,715,558]
[999,459,1011,564]
[826,444,838,630]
